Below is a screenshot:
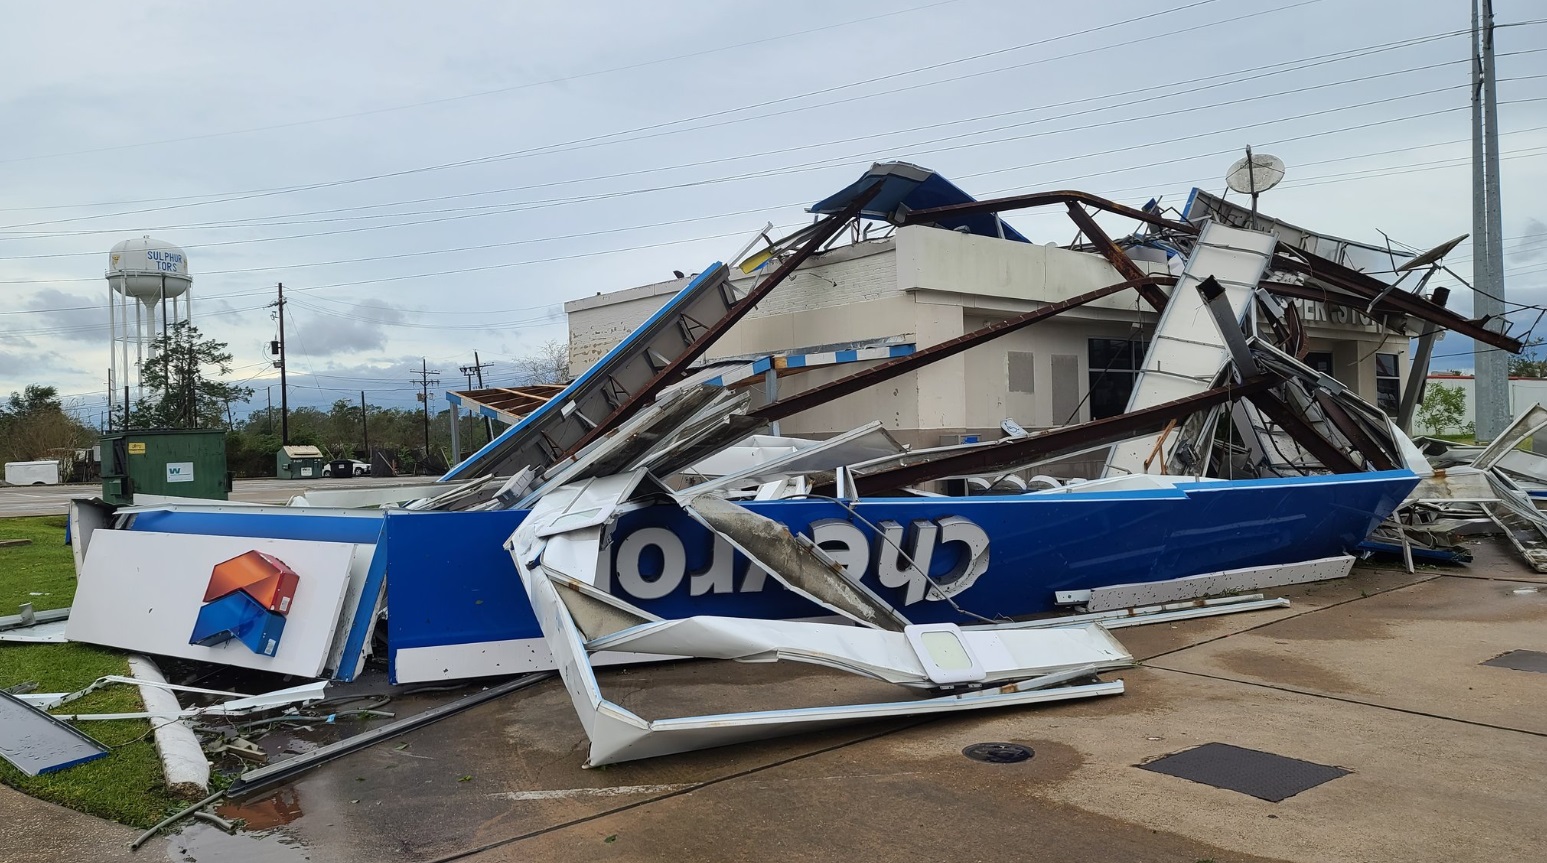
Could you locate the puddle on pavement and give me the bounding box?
[166,822,309,863]
[217,788,305,830]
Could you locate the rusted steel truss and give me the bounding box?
[562,181,885,458]
[1272,249,1520,353]
[752,274,1177,422]
[898,190,1196,235]
[1064,202,1169,312]
[1312,390,1397,472]
[1244,391,1363,475]
[840,375,1282,495]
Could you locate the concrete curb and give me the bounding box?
[125,654,209,799]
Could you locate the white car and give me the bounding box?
[321,459,371,477]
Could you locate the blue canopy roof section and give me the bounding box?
[809,161,1029,243]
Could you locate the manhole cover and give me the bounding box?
[962,742,1033,763]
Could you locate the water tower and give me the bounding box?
[106,236,192,421]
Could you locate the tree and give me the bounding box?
[514,339,571,385]
[1416,383,1470,436]
[129,321,254,430]
[0,384,96,463]
[1509,338,1547,378]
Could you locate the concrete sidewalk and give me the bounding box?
[10,539,1546,862]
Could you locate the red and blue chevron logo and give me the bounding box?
[188,551,300,656]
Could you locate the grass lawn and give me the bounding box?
[0,515,185,828]
[0,515,76,613]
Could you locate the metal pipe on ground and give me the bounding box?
[225,673,551,799]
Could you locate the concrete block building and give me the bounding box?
[567,220,1412,455]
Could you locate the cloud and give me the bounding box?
[1510,218,1547,264]
[16,289,111,344]
[0,346,82,389]
[285,299,405,357]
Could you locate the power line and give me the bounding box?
[5,140,1545,337]
[0,0,1299,231]
[0,0,970,169]
[0,34,1497,245]
[4,79,1540,293]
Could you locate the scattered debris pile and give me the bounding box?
[6,159,1536,844]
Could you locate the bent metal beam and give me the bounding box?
[753,275,1178,423]
[563,181,886,458]
[898,190,1196,235]
[844,374,1282,495]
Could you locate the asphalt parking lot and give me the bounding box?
[0,476,437,518]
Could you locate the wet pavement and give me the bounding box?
[6,537,1546,862]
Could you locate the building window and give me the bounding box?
[1087,338,1149,420]
[1375,353,1401,417]
[1007,352,1035,394]
[1304,352,1334,376]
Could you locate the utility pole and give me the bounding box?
[459,352,496,444]
[410,359,440,473]
[270,283,291,444]
[186,327,197,428]
[1472,0,1510,440]
[360,390,370,458]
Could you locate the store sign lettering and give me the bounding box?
[609,516,991,606]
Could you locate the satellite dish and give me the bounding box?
[1397,234,1469,271]
[1226,150,1286,196]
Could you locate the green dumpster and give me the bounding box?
[100,428,230,506]
[275,445,326,480]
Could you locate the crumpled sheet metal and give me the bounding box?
[585,616,1131,689]
[515,539,1124,766]
[677,493,911,632]
[1472,404,1547,471]
[508,474,1128,767]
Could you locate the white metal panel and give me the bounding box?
[1083,555,1354,611]
[67,531,358,678]
[1107,221,1277,475]
[680,422,902,496]
[517,544,1124,767]
[1474,404,1547,470]
[288,482,442,508]
[323,545,378,678]
[391,639,670,683]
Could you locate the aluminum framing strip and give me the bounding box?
[752,275,1177,422]
[1312,390,1398,471]
[973,596,1292,631]
[897,189,1198,235]
[1064,201,1168,312]
[1107,221,1277,476]
[1272,249,1522,353]
[844,374,1283,495]
[0,605,69,631]
[1245,390,1363,474]
[564,181,886,458]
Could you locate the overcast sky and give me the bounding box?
[1,0,1543,425]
